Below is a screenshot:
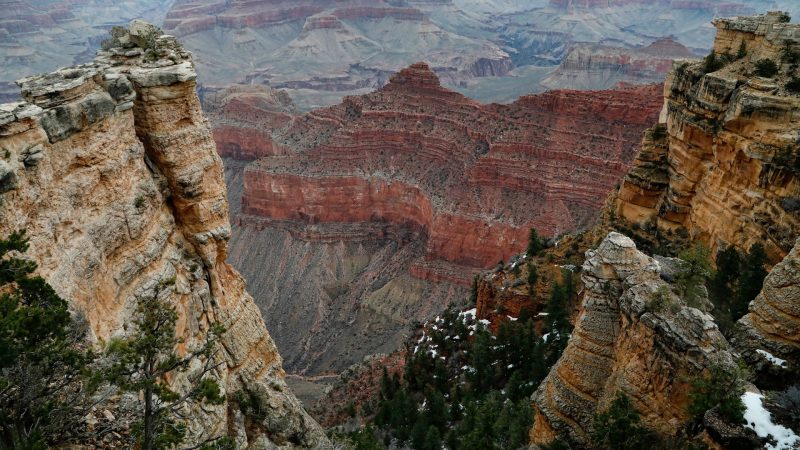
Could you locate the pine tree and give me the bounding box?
[527,262,538,298]
[105,278,226,450]
[527,228,545,256]
[592,393,655,449]
[0,232,96,448]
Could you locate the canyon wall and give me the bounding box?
[0,23,328,448]
[245,63,663,270]
[542,38,696,90]
[211,63,661,376]
[617,12,800,263]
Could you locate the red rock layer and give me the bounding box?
[242,63,662,275]
[202,84,297,160]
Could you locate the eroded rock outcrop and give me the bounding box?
[735,237,800,372]
[617,12,800,263]
[0,22,328,448]
[202,84,297,160]
[530,233,734,447]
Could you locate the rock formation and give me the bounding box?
[0,0,174,102]
[202,84,297,160]
[530,233,735,447]
[214,63,661,376]
[542,38,696,90]
[0,22,328,448]
[735,237,800,373]
[246,63,662,269]
[617,11,800,263]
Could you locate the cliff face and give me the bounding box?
[530,233,734,446]
[735,237,800,373]
[542,38,696,90]
[0,23,328,448]
[617,12,800,263]
[212,63,661,376]
[245,63,662,271]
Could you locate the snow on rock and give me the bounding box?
[741,392,800,450]
[756,349,788,368]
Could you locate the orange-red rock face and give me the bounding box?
[242,63,663,276]
[202,85,296,160]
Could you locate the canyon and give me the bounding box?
[0,22,328,448]
[212,62,663,379]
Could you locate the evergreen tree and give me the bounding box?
[732,243,767,320]
[592,393,655,450]
[0,232,96,448]
[527,228,545,256]
[105,278,226,450]
[708,245,741,332]
[676,245,714,308]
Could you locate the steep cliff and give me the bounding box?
[0,22,328,448]
[617,12,800,263]
[735,237,800,375]
[529,233,735,447]
[246,63,662,269]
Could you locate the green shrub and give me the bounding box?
[754,59,779,78]
[646,286,673,314]
[737,41,748,60]
[651,124,668,140]
[592,393,656,449]
[786,77,800,93]
[703,53,725,74]
[687,362,747,424]
[778,12,791,23]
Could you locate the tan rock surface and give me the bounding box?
[617,12,800,263]
[0,23,329,449]
[530,233,734,447]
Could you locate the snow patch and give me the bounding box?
[741,392,800,450]
[756,349,788,368]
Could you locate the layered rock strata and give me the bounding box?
[542,38,696,90]
[202,84,297,160]
[246,63,663,270]
[162,0,512,109]
[0,23,328,448]
[530,233,735,446]
[617,12,800,262]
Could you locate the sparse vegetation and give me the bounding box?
[527,228,546,257]
[592,393,656,450]
[687,362,747,424]
[754,58,779,78]
[676,244,714,309]
[703,52,725,74]
[778,12,791,23]
[0,232,98,448]
[786,77,800,93]
[105,277,227,450]
[737,41,748,60]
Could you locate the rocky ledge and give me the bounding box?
[0,21,329,449]
[617,11,800,263]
